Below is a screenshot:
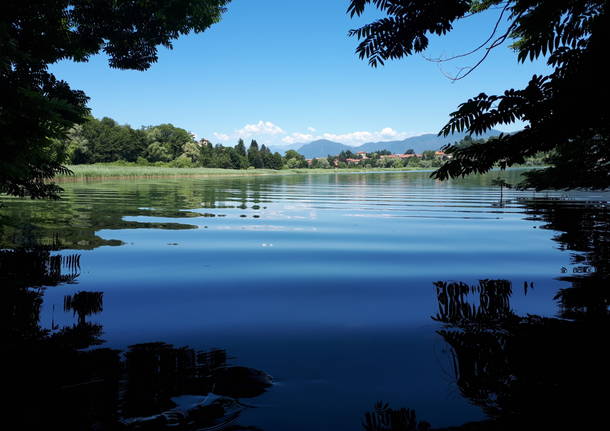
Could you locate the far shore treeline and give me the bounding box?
[66,116,284,170]
[64,117,546,171]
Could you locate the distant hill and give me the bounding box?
[292,139,354,159]
[280,129,506,159]
[356,129,505,155]
[268,143,302,154]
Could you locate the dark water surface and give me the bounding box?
[2,170,609,430]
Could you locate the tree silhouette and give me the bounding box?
[348,1,609,190]
[1,1,230,198]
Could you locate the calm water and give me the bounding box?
[2,170,609,430]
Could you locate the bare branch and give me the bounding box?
[436,11,523,81]
[422,3,510,64]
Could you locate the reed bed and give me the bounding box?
[55,164,421,181]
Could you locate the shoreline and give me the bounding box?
[53,165,435,182]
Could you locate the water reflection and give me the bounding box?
[361,198,609,430]
[2,172,609,430]
[3,247,272,430]
[64,291,104,325]
[0,171,534,250]
[362,402,430,431]
[525,198,610,321]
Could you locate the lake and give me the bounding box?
[2,169,609,430]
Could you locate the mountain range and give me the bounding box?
[270,129,505,159]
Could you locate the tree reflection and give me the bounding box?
[0,178,278,250]
[3,247,272,430]
[64,291,104,325]
[433,280,515,327]
[362,198,610,430]
[122,342,271,429]
[1,247,80,289]
[3,247,82,341]
[362,402,430,431]
[527,199,610,321]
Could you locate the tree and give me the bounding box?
[143,124,195,161]
[235,139,247,158]
[422,150,436,161]
[348,0,609,190]
[338,150,356,162]
[316,158,331,169]
[406,156,422,168]
[1,0,230,198]
[284,150,308,169]
[66,116,148,163]
[265,152,283,170]
[145,142,173,163]
[65,124,91,164]
[260,144,273,168]
[247,140,264,169]
[181,141,202,164]
[208,145,231,169]
[227,146,247,169]
[199,140,215,167]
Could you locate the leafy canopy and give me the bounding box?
[348,0,609,189]
[1,0,229,198]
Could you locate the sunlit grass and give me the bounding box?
[55,164,428,180]
[61,164,283,178]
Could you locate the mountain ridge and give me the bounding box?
[270,129,506,159]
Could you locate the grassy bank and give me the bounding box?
[55,164,430,181]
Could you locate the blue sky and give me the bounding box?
[50,0,548,148]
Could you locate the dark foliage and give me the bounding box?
[348,1,609,189]
[1,0,229,198]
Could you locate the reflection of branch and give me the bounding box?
[64,291,104,325]
[362,401,430,431]
[0,249,81,288]
[433,280,514,327]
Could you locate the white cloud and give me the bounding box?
[282,133,316,145]
[380,127,399,137]
[208,122,430,148]
[310,128,420,146]
[237,120,284,137]
[213,132,230,141]
[209,121,285,145]
[321,131,375,144]
[274,127,427,147]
